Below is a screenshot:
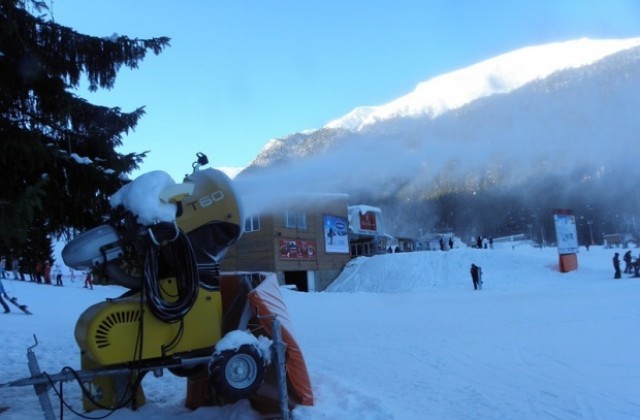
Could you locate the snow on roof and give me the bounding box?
[348,204,382,214]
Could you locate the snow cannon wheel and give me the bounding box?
[209,345,265,401]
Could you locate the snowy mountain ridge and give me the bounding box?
[324,37,640,132]
[239,36,640,239]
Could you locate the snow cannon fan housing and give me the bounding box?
[61,225,123,270]
[62,167,243,289]
[179,167,244,269]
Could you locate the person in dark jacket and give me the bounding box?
[623,250,632,274]
[84,271,93,290]
[470,263,482,290]
[613,253,621,279]
[0,278,10,313]
[34,261,43,283]
[43,260,52,285]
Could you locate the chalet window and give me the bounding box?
[244,214,260,232]
[284,210,307,229]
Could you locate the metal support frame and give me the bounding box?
[26,336,56,420]
[2,354,214,390]
[5,328,293,420]
[271,318,290,420]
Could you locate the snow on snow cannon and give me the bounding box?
[61,154,313,416]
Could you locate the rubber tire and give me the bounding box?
[209,344,265,401]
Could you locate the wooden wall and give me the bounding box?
[220,194,351,290]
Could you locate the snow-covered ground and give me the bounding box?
[1,244,639,419]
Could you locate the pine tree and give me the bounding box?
[0,0,170,256]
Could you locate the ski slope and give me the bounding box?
[1,244,639,419]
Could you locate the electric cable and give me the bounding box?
[141,222,199,323]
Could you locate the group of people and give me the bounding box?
[468,249,640,289]
[439,237,455,251]
[26,260,60,285]
[0,254,96,314]
[0,256,21,281]
[474,236,494,249]
[612,250,640,279]
[0,256,72,286]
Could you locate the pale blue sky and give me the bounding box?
[52,1,640,181]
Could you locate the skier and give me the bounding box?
[470,263,482,290]
[613,253,621,279]
[0,278,10,313]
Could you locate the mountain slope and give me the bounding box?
[237,38,640,240]
[324,37,640,131]
[248,39,640,180]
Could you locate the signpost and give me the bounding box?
[553,209,579,272]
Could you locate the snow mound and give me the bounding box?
[327,246,601,293]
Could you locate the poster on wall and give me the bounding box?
[279,238,317,260]
[359,211,377,231]
[323,214,349,254]
[553,209,579,254]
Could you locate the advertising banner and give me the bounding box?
[279,238,317,260]
[323,214,349,254]
[553,209,579,254]
[359,211,377,231]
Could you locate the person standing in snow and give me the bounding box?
[34,260,43,283]
[54,264,63,286]
[448,237,454,250]
[0,278,10,313]
[11,257,21,280]
[0,257,6,279]
[43,260,52,284]
[623,250,632,274]
[470,263,482,290]
[613,253,621,279]
[84,271,93,289]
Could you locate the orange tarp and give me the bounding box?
[248,274,314,406]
